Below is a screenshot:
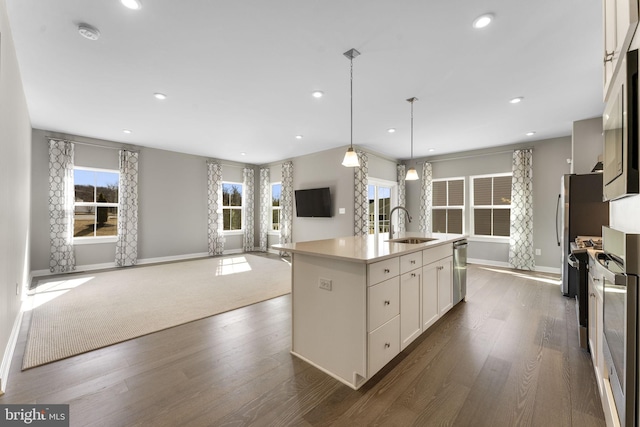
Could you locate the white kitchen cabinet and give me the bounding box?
[422,247,453,330]
[400,269,421,350]
[422,262,440,330]
[437,256,454,316]
[588,253,605,397]
[603,0,639,99]
[282,234,463,390]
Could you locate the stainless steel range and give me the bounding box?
[600,226,640,426]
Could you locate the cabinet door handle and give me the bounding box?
[410,260,416,264]
[604,50,614,63]
[384,343,391,348]
[384,300,390,305]
[384,268,390,273]
[411,273,416,278]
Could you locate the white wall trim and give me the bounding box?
[29,250,261,281]
[0,310,24,394]
[468,258,561,275]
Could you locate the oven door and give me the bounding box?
[601,254,638,426]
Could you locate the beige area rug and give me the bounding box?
[22,253,291,370]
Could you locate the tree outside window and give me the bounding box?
[74,168,119,238]
[222,182,243,231]
[271,183,281,231]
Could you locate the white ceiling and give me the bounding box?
[6,0,604,165]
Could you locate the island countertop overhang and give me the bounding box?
[272,232,467,264]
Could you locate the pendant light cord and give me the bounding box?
[350,57,354,150]
[410,99,414,160]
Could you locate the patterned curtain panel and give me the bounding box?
[48,139,76,273]
[280,161,294,255]
[419,162,433,233]
[509,149,535,270]
[243,167,255,252]
[207,161,225,255]
[397,164,406,233]
[354,150,369,236]
[259,168,270,252]
[115,150,139,267]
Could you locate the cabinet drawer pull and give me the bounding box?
[411,273,416,278]
[384,268,390,273]
[604,50,614,63]
[384,300,390,305]
[410,260,416,264]
[384,343,391,348]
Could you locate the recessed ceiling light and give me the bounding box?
[472,13,494,29]
[312,91,324,98]
[121,0,142,10]
[154,93,167,100]
[295,135,303,139]
[526,131,536,136]
[509,97,523,104]
[123,129,132,134]
[428,148,436,152]
[387,128,396,133]
[240,152,246,156]
[78,24,100,41]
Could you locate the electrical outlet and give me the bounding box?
[319,278,332,291]
[535,248,541,256]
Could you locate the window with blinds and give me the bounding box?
[431,178,464,234]
[471,174,512,237]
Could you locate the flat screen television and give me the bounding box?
[294,187,332,217]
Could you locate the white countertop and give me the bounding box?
[272,232,467,263]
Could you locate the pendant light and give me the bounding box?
[405,97,419,180]
[342,48,361,167]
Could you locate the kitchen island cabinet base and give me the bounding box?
[283,235,465,390]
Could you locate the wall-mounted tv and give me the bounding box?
[294,187,332,217]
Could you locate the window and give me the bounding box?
[222,182,243,231]
[271,182,281,231]
[368,184,392,236]
[471,173,512,237]
[431,178,464,234]
[74,167,119,239]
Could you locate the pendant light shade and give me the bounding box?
[342,48,361,167]
[405,97,419,180]
[342,147,360,167]
[405,167,419,180]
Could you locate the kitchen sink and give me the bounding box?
[386,237,438,244]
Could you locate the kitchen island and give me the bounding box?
[273,232,466,389]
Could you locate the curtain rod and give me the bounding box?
[417,147,533,164]
[46,136,139,152]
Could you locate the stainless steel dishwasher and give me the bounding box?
[453,239,468,304]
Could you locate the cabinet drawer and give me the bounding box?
[368,315,400,377]
[400,251,422,274]
[368,257,400,286]
[368,277,400,331]
[422,243,452,265]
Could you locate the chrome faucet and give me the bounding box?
[389,206,412,237]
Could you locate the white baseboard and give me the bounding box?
[1,310,24,394]
[30,250,260,281]
[468,258,561,275]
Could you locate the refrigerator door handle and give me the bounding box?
[556,193,561,246]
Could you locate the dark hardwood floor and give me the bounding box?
[1,264,605,426]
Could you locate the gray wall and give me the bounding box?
[266,147,398,245]
[30,130,253,272]
[406,137,572,271]
[0,0,33,392]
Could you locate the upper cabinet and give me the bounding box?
[603,0,639,100]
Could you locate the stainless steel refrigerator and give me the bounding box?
[557,173,609,297]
